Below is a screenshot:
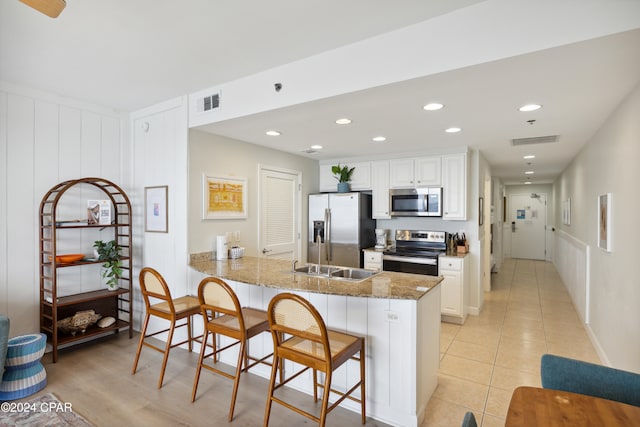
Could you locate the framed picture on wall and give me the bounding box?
[202,174,248,219]
[598,193,612,252]
[562,198,571,225]
[145,186,168,233]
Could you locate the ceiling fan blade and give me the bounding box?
[19,0,66,18]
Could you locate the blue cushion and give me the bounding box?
[541,354,640,407]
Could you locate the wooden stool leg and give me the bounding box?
[131,312,150,374]
[191,328,210,401]
[263,354,280,427]
[157,320,176,388]
[319,370,332,427]
[228,340,246,421]
[360,344,366,424]
[187,315,193,352]
[313,369,318,401]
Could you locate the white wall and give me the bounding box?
[188,129,319,270]
[130,97,189,329]
[553,82,640,372]
[0,82,127,336]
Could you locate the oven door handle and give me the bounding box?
[382,255,437,265]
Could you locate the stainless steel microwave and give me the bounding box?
[389,187,442,217]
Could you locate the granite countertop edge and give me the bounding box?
[189,252,442,301]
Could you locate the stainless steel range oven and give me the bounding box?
[383,230,447,276]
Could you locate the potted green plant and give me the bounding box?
[93,240,123,291]
[331,164,355,192]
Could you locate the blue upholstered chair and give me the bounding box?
[541,354,640,407]
[461,411,477,427]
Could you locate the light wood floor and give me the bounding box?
[37,328,387,426]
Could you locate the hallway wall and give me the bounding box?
[553,82,640,372]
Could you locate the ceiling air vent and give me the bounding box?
[511,135,559,146]
[197,92,220,113]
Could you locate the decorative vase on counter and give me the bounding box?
[337,182,350,193]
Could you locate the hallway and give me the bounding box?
[423,258,600,426]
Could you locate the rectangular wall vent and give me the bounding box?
[511,135,559,146]
[197,92,220,113]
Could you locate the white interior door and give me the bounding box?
[510,193,547,260]
[259,166,301,260]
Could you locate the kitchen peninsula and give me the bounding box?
[189,254,442,427]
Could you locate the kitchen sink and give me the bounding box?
[292,263,378,282]
[329,268,378,281]
[293,264,339,276]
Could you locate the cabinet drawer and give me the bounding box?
[439,257,462,271]
[364,262,382,271]
[364,251,383,264]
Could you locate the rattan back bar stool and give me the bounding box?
[191,276,274,421]
[131,267,202,388]
[263,292,366,427]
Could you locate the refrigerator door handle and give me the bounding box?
[325,208,331,262]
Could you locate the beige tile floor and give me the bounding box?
[422,258,601,427]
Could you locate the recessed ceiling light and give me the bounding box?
[311,145,323,150]
[523,155,536,159]
[335,118,352,125]
[445,127,461,133]
[265,130,281,136]
[525,171,535,175]
[423,103,444,111]
[524,181,532,185]
[372,136,386,142]
[519,104,542,112]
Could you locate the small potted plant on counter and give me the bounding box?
[331,164,355,192]
[93,239,123,291]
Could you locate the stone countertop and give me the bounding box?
[189,253,442,300]
[441,251,469,259]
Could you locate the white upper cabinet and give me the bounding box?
[371,160,390,219]
[389,156,441,188]
[389,158,414,188]
[415,156,441,186]
[319,161,371,192]
[442,153,467,220]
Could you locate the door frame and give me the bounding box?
[257,164,303,261]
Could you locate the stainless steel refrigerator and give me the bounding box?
[308,192,376,268]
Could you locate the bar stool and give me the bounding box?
[191,277,273,421]
[263,292,366,427]
[131,267,202,388]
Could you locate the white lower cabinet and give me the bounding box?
[363,249,383,271]
[439,255,468,324]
